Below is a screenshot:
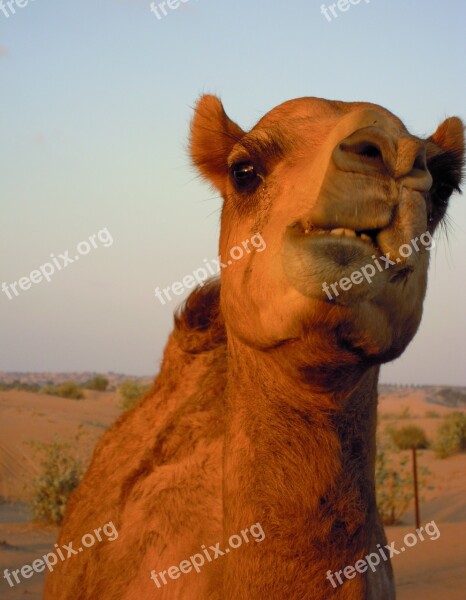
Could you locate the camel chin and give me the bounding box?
[281,200,431,353]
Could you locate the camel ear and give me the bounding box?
[428,117,464,156]
[426,117,465,225]
[190,95,245,193]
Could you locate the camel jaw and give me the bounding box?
[281,221,422,306]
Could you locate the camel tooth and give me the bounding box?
[330,228,356,237]
[360,233,372,243]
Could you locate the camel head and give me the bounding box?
[190,95,464,368]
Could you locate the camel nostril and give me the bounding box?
[413,153,427,172]
[334,127,394,176]
[360,144,382,159]
[342,141,383,161]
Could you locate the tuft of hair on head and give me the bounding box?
[174,278,226,353]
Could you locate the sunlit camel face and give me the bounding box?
[190,96,464,364]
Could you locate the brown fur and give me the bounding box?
[45,96,464,600]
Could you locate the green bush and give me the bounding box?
[375,447,429,525]
[434,412,466,458]
[375,450,414,525]
[119,380,150,411]
[29,439,84,525]
[389,425,429,450]
[83,375,109,391]
[42,381,84,399]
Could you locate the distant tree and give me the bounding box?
[119,380,150,411]
[83,375,109,392]
[389,425,429,450]
[42,381,84,400]
[434,412,466,458]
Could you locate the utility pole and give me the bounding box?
[412,446,420,530]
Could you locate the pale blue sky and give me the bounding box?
[1,0,465,384]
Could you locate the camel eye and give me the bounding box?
[231,161,258,189]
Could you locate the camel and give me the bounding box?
[44,95,464,600]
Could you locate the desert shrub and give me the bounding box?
[119,380,150,411]
[380,413,396,420]
[19,383,40,392]
[42,381,84,399]
[434,412,466,459]
[425,410,441,418]
[398,406,411,419]
[376,450,414,525]
[389,425,429,450]
[29,439,84,524]
[0,382,40,392]
[83,375,109,391]
[375,448,429,526]
[380,407,412,420]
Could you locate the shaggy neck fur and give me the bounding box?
[222,335,390,599]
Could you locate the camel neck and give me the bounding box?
[222,338,380,599]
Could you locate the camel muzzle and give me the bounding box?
[333,125,433,192]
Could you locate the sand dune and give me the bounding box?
[0,389,121,501]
